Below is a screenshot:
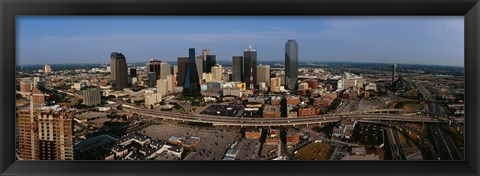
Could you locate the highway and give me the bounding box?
[125,106,461,127]
[385,128,406,160]
[429,124,463,160]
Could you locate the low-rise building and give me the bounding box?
[144,91,161,109]
[245,128,262,139]
[286,96,301,106]
[222,88,242,97]
[263,105,281,118]
[298,106,321,117]
[286,132,300,145]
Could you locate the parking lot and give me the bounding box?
[143,123,239,160]
[236,139,261,160]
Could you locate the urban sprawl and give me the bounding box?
[16,39,465,161]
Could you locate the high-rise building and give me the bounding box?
[232,56,243,82]
[196,57,203,82]
[183,48,201,96]
[166,75,176,93]
[17,107,74,160]
[157,79,168,97]
[159,62,171,80]
[171,65,178,76]
[147,59,162,79]
[129,68,137,77]
[205,55,216,73]
[177,57,189,86]
[211,64,223,82]
[202,49,210,72]
[44,64,51,74]
[243,45,257,89]
[392,64,397,83]
[83,88,101,106]
[270,77,281,92]
[110,52,128,89]
[147,72,156,88]
[257,64,270,87]
[19,78,32,97]
[285,40,298,90]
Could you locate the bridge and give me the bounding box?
[127,107,463,127]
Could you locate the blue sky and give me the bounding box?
[17,16,464,66]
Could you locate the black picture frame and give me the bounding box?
[1,0,479,176]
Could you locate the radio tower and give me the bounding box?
[249,62,254,93]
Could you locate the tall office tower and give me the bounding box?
[202,49,210,72]
[83,88,101,106]
[147,59,162,79]
[171,65,178,76]
[205,55,216,73]
[44,64,51,74]
[17,107,74,160]
[129,68,137,77]
[177,57,189,86]
[183,48,201,96]
[243,45,257,89]
[232,56,243,82]
[159,62,171,80]
[196,57,203,82]
[157,79,168,97]
[211,64,223,82]
[257,64,270,87]
[285,39,298,90]
[166,75,176,93]
[392,64,397,83]
[147,72,157,87]
[110,52,128,89]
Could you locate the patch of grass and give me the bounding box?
[295,142,334,160]
[395,101,423,111]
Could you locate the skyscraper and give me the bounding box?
[128,68,137,77]
[147,59,162,79]
[257,64,270,87]
[392,63,397,83]
[202,49,210,72]
[110,52,128,89]
[211,64,223,82]
[196,57,203,82]
[243,45,257,89]
[183,48,201,96]
[205,55,216,73]
[159,62,171,79]
[17,107,74,160]
[285,40,298,90]
[44,64,51,74]
[147,72,156,87]
[232,56,243,82]
[177,57,189,86]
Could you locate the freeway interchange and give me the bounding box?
[126,106,463,127]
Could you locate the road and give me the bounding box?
[385,128,406,160]
[126,106,460,127]
[429,124,463,160]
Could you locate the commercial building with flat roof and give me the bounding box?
[83,88,101,106]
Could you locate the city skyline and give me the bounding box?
[17,16,464,67]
